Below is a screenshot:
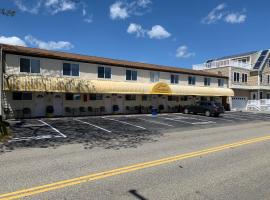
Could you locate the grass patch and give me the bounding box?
[0,121,10,142]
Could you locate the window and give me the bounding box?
[150,71,160,82]
[142,95,148,101]
[260,74,263,83]
[20,58,40,73]
[180,96,188,101]
[241,73,248,83]
[125,95,136,101]
[98,66,111,79]
[233,72,240,82]
[89,94,103,100]
[204,77,211,86]
[188,76,196,85]
[170,74,179,84]
[12,92,32,100]
[65,93,81,100]
[63,63,79,76]
[168,96,179,101]
[268,75,270,84]
[218,79,224,87]
[126,70,137,81]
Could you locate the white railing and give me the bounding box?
[193,60,252,70]
[246,99,270,111]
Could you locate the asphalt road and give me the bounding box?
[1,115,270,199]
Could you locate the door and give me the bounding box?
[104,94,112,113]
[250,92,258,100]
[53,93,63,116]
[34,93,45,117]
[231,97,248,111]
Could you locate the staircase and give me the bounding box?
[246,99,270,111]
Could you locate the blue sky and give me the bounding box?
[0,0,270,69]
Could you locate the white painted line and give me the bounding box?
[173,113,235,122]
[8,135,63,142]
[158,116,193,124]
[192,121,216,125]
[74,119,111,133]
[102,117,146,130]
[38,120,67,138]
[138,117,174,127]
[222,114,249,121]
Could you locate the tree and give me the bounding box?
[0,9,16,17]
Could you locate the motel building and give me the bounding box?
[0,44,234,119]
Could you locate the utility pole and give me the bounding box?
[0,45,2,121]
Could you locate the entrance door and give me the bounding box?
[104,94,112,113]
[115,94,124,113]
[34,93,45,117]
[53,93,63,116]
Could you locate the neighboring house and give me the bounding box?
[193,50,270,110]
[0,44,233,119]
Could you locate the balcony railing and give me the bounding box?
[193,60,252,70]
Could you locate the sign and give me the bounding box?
[151,82,172,94]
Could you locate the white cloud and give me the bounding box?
[84,14,93,23]
[0,36,26,46]
[25,35,74,50]
[109,0,152,20]
[202,3,226,24]
[110,1,129,20]
[202,3,247,25]
[147,25,171,39]
[175,45,195,58]
[127,23,171,39]
[44,0,77,15]
[224,13,246,24]
[14,0,42,14]
[127,23,145,37]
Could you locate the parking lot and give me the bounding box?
[3,111,270,150]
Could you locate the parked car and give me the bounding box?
[183,101,224,117]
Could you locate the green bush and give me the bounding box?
[0,121,10,141]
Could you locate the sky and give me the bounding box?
[0,0,270,69]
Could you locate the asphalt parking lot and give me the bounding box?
[2,111,270,150]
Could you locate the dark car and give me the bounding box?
[183,101,224,117]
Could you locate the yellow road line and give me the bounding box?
[1,134,270,200]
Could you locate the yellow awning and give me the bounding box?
[3,75,234,96]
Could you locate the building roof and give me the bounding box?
[214,51,258,61]
[0,44,228,79]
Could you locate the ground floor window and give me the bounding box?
[89,94,103,100]
[168,96,179,101]
[65,93,81,100]
[126,95,136,100]
[12,92,32,100]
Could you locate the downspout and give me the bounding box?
[0,45,3,120]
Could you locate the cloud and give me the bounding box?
[147,25,171,39]
[14,0,42,14]
[202,3,226,24]
[83,14,93,23]
[224,12,246,24]
[0,36,26,46]
[110,1,129,19]
[127,23,145,37]
[127,23,171,39]
[202,3,247,25]
[175,45,195,58]
[109,0,152,20]
[44,0,77,15]
[25,35,74,50]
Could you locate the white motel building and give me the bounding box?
[0,44,234,119]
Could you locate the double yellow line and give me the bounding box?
[1,134,270,200]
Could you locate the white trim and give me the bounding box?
[38,120,67,138]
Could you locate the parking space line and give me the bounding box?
[138,117,174,127]
[8,135,63,143]
[158,116,193,124]
[38,120,67,138]
[74,119,111,133]
[102,117,146,130]
[191,121,216,125]
[173,113,235,122]
[222,114,249,121]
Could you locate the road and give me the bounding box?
[1,120,270,199]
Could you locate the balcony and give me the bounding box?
[193,60,252,70]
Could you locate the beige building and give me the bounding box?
[0,44,233,119]
[193,50,270,110]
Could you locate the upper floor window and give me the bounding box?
[63,63,79,76]
[188,76,196,85]
[12,92,32,100]
[20,58,40,73]
[98,66,111,79]
[204,77,211,86]
[126,70,137,81]
[218,79,224,87]
[233,72,240,82]
[150,71,160,82]
[170,74,179,84]
[242,73,248,83]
